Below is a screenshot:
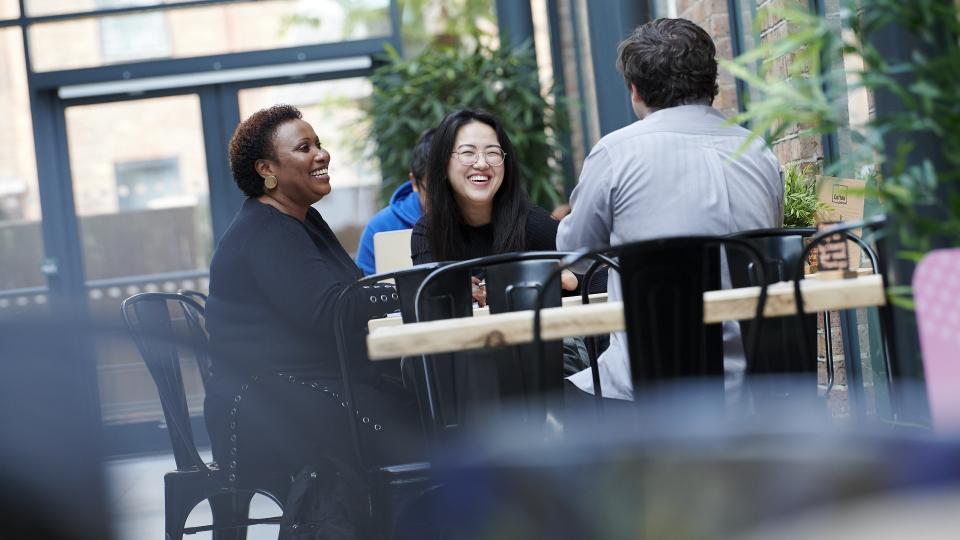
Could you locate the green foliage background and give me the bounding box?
[368,42,568,206]
[722,0,960,259]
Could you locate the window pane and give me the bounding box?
[822,0,875,179]
[238,78,378,255]
[399,0,497,57]
[735,0,761,108]
[0,27,46,316]
[65,95,212,282]
[65,95,213,426]
[24,0,219,17]
[28,0,391,72]
[651,0,679,17]
[0,0,19,19]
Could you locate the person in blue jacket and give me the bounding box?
[356,128,435,275]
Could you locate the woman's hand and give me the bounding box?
[560,269,579,292]
[471,276,487,307]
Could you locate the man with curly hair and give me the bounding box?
[557,18,784,402]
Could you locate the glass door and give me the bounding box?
[63,94,213,431]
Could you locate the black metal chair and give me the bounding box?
[411,251,580,437]
[333,263,449,540]
[177,288,208,305]
[728,227,884,396]
[526,254,619,405]
[333,255,614,538]
[789,216,892,403]
[534,237,770,408]
[578,256,619,377]
[728,229,819,381]
[120,292,284,540]
[176,289,213,389]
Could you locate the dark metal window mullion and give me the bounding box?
[727,0,748,115]
[568,0,593,158]
[199,85,242,245]
[546,0,576,195]
[811,0,841,163]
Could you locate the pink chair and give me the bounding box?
[913,248,960,433]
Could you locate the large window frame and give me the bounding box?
[1,0,401,453]
[2,0,400,312]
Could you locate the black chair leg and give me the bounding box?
[210,491,255,540]
[164,484,190,540]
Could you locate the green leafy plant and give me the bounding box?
[721,0,960,260]
[783,162,831,227]
[368,41,568,206]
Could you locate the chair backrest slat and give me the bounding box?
[618,239,724,387]
[728,231,818,377]
[122,292,208,472]
[178,290,213,388]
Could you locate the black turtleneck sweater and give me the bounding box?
[205,198,393,396]
[409,203,559,264]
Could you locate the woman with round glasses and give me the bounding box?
[410,108,574,305]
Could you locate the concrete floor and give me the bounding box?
[106,451,281,540]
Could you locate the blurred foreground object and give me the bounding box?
[0,314,112,540]
[913,248,960,434]
[427,380,959,540]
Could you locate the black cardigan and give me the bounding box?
[205,198,391,395]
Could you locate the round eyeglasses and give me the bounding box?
[451,149,506,167]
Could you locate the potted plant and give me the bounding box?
[782,162,832,271]
[783,162,830,228]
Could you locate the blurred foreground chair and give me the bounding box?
[535,237,770,408]
[121,292,283,540]
[914,248,960,433]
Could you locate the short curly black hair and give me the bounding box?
[228,104,303,198]
[617,18,719,110]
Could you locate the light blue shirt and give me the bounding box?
[557,105,783,400]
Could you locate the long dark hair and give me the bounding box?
[423,109,529,261]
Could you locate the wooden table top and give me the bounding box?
[366,273,885,360]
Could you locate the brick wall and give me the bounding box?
[757,0,824,167]
[677,0,739,118]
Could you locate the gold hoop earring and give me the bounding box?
[263,175,278,190]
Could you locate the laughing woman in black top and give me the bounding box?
[410,109,577,303]
[204,105,421,523]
